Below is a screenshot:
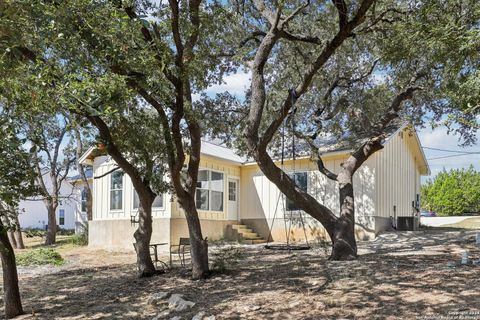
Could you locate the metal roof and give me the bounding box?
[201,140,246,164]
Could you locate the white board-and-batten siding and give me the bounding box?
[92,156,170,221]
[375,130,422,219]
[239,156,376,222]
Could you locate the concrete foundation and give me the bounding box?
[88,218,238,250]
[242,215,391,243]
[89,218,170,250]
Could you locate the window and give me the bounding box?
[228,181,237,201]
[196,170,224,211]
[196,170,210,210]
[286,172,308,211]
[210,171,224,211]
[59,209,65,226]
[81,188,88,213]
[133,190,164,209]
[110,171,123,210]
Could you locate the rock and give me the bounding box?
[168,294,195,311]
[148,292,170,306]
[192,312,206,320]
[170,317,182,320]
[244,305,261,312]
[204,316,216,320]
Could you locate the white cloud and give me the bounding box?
[206,71,251,97]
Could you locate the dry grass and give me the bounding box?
[1,230,480,319]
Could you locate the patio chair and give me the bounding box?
[170,237,191,267]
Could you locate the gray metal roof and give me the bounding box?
[201,140,246,164]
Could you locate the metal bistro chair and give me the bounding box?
[170,237,191,267]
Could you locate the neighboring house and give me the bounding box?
[80,124,429,250]
[67,168,93,234]
[18,171,77,231]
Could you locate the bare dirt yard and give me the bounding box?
[2,229,480,319]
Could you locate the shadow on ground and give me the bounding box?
[1,230,479,319]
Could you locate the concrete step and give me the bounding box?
[239,232,258,238]
[242,235,263,240]
[243,239,268,245]
[231,224,248,230]
[236,228,253,234]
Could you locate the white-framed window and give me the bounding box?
[133,190,164,209]
[196,169,224,211]
[110,171,123,210]
[81,187,88,213]
[228,181,237,201]
[286,172,308,211]
[59,209,65,226]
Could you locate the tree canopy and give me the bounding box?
[421,166,480,216]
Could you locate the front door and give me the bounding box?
[227,179,239,221]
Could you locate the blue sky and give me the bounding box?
[202,71,480,182]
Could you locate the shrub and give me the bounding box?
[24,228,46,238]
[211,246,245,273]
[421,166,480,216]
[69,232,88,246]
[16,248,65,266]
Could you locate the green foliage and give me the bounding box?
[421,166,480,216]
[69,232,88,246]
[16,248,65,267]
[24,229,46,238]
[211,246,245,273]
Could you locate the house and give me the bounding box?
[80,124,430,249]
[67,168,93,233]
[18,171,77,231]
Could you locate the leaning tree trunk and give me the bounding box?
[45,204,57,245]
[0,223,23,319]
[133,195,157,277]
[7,230,17,249]
[330,175,357,260]
[178,195,209,280]
[12,214,25,249]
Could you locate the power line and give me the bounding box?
[423,146,480,154]
[427,153,480,160]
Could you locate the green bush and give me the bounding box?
[69,232,88,246]
[211,246,245,273]
[24,228,46,238]
[16,248,65,266]
[421,166,480,216]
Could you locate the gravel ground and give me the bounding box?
[1,229,480,319]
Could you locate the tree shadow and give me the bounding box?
[1,230,479,319]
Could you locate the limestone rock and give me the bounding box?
[168,294,195,311]
[148,292,170,306]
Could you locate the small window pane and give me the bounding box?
[197,170,209,189]
[196,189,209,210]
[110,190,123,210]
[152,195,163,208]
[110,171,123,210]
[210,172,224,192]
[111,171,123,190]
[211,191,223,211]
[59,209,65,226]
[228,181,236,201]
[286,172,308,211]
[81,188,88,213]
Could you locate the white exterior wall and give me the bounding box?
[375,130,421,219]
[18,173,77,230]
[71,179,92,233]
[92,156,171,221]
[240,156,376,222]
